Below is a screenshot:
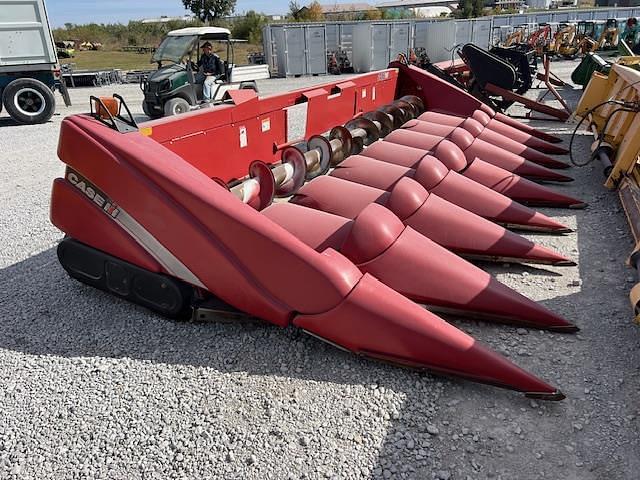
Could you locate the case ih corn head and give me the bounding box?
[50,62,585,400]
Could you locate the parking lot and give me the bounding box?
[1,62,639,479]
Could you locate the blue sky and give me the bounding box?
[46,0,289,26]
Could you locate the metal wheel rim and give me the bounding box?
[14,88,46,116]
[173,103,188,114]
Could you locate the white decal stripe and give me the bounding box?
[114,209,206,289]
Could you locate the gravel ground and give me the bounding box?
[1,61,639,479]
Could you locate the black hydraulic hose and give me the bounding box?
[569,78,640,167]
[569,99,640,167]
[590,106,639,161]
[617,78,640,97]
[446,43,464,69]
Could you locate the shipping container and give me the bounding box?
[553,12,571,23]
[270,24,327,77]
[535,14,553,24]
[593,10,612,20]
[455,20,473,46]
[471,19,492,49]
[491,16,510,28]
[423,21,456,63]
[352,22,411,73]
[576,11,594,21]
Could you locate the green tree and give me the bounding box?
[288,0,302,20]
[232,11,268,44]
[472,0,484,17]
[297,1,323,22]
[182,0,236,23]
[459,0,473,19]
[52,19,203,50]
[364,9,382,20]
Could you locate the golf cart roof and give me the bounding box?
[167,27,231,37]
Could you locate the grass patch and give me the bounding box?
[65,45,262,72]
[66,51,154,71]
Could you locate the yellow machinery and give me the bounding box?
[580,19,619,54]
[556,23,578,57]
[576,62,640,320]
[596,19,620,51]
[528,23,560,57]
[557,20,619,58]
[504,25,526,47]
[574,21,603,56]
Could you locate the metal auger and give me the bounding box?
[223,97,426,210]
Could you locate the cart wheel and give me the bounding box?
[163,97,191,116]
[2,78,56,124]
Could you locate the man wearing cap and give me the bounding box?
[621,18,640,54]
[197,41,225,100]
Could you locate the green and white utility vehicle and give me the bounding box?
[141,27,270,118]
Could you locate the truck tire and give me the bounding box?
[142,101,162,119]
[2,78,56,124]
[163,97,190,116]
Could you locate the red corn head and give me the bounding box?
[306,164,572,266]
[294,273,565,399]
[455,158,586,209]
[359,142,571,232]
[418,110,569,156]
[266,202,577,332]
[380,132,586,208]
[391,126,572,182]
[493,111,564,144]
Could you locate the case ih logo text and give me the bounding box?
[66,169,120,218]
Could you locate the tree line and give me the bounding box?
[53,0,498,49]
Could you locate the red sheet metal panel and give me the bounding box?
[145,70,398,183]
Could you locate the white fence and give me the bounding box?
[263,6,640,76]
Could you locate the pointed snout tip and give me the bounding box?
[569,202,588,210]
[525,390,566,401]
[553,259,578,267]
[548,323,580,333]
[555,176,575,183]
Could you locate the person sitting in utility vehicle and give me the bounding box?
[197,41,225,100]
[620,18,640,54]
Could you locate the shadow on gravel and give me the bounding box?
[0,115,60,128]
[474,261,564,277]
[0,246,434,390]
[0,245,588,479]
[0,117,24,128]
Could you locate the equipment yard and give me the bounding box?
[1,59,639,480]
